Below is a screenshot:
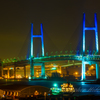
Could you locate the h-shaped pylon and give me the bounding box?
[83,13,99,55]
[82,13,99,81]
[30,23,45,78]
[31,23,44,58]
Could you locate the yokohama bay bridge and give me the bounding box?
[1,13,100,81]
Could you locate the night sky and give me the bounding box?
[0,0,100,60]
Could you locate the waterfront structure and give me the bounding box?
[0,13,100,80]
[1,85,50,98]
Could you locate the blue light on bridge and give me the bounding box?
[30,23,45,78]
[30,23,44,57]
[83,13,85,55]
[82,13,99,80]
[94,13,99,53]
[31,23,33,58]
[83,13,99,54]
[40,23,44,57]
[82,60,85,80]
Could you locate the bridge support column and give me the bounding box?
[96,62,100,79]
[7,68,9,79]
[41,63,45,77]
[82,61,100,80]
[30,59,34,79]
[24,65,26,78]
[82,61,86,80]
[14,66,16,78]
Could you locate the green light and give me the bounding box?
[74,97,76,99]
[51,67,57,70]
[51,51,53,55]
[60,51,62,54]
[65,51,68,54]
[55,51,58,55]
[53,83,57,87]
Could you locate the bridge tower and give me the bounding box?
[82,13,99,80]
[30,23,45,79]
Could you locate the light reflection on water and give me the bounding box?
[80,81,86,85]
[0,79,100,96]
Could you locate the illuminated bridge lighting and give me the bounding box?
[83,13,99,54]
[1,13,100,81]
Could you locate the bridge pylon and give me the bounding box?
[82,13,99,81]
[30,23,45,79]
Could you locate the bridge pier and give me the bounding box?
[14,66,16,78]
[30,62,45,79]
[30,59,34,79]
[7,67,9,78]
[82,61,100,81]
[24,65,26,78]
[96,62,100,79]
[41,62,45,77]
[82,61,86,80]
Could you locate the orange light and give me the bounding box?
[75,72,78,75]
[91,66,94,69]
[16,75,22,78]
[34,91,39,95]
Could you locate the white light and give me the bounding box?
[29,76,31,79]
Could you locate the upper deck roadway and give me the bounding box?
[2,54,100,66]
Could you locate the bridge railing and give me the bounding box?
[2,50,100,64]
[2,56,27,64]
[45,50,98,57]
